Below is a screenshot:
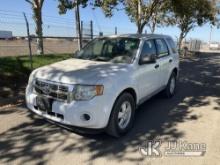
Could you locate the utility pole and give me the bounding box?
[81,20,83,39]
[209,25,213,45]
[75,0,82,50]
[90,20,93,40]
[115,27,117,35]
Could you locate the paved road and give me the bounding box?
[0,53,220,165]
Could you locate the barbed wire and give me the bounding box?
[0,11,122,37]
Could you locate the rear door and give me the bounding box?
[155,38,172,87]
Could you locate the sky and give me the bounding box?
[0,0,219,42]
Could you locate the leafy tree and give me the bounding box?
[26,0,45,55]
[99,0,166,34]
[147,1,171,33]
[169,0,216,50]
[58,0,91,49]
[58,0,88,14]
[58,0,167,34]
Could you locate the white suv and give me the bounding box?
[26,34,179,137]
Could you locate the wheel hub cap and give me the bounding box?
[118,101,132,129]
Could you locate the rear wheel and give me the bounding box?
[164,72,177,98]
[106,92,135,137]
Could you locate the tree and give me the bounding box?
[99,0,166,34]
[57,0,88,14]
[26,0,44,55]
[58,0,169,34]
[99,0,167,34]
[147,1,170,33]
[169,0,216,50]
[58,0,90,49]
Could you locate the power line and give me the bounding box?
[0,9,76,22]
[0,13,76,25]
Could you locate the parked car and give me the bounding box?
[26,34,179,137]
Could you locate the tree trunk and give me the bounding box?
[35,8,44,55]
[137,24,142,34]
[151,21,156,34]
[137,0,143,34]
[137,22,145,34]
[178,32,184,52]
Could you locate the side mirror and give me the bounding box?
[139,54,156,65]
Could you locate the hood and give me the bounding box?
[32,58,130,84]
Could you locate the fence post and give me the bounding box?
[90,20,93,40]
[115,27,117,35]
[75,3,82,50]
[23,12,33,70]
[81,21,83,40]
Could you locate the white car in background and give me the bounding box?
[26,34,179,137]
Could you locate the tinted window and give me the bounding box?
[167,38,177,53]
[141,40,156,57]
[155,39,169,57]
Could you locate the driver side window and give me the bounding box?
[141,40,157,57]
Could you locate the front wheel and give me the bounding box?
[106,92,135,137]
[164,72,177,98]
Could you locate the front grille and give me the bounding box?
[34,79,69,102]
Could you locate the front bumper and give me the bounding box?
[25,85,114,129]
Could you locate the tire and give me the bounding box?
[106,92,136,138]
[164,72,177,98]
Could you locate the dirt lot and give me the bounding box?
[0,53,219,165]
[0,39,79,56]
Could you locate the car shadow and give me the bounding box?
[0,53,219,164]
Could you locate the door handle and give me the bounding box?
[169,59,173,63]
[155,64,159,69]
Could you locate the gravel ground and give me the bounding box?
[0,53,219,165]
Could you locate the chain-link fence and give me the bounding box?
[0,10,120,57]
[182,39,220,54]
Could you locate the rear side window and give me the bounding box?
[141,40,156,57]
[155,39,169,58]
[167,38,177,53]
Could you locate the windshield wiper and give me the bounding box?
[92,56,110,62]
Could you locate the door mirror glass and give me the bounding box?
[139,54,156,65]
[139,40,157,65]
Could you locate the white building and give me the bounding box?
[0,30,13,39]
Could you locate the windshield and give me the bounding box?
[75,37,140,64]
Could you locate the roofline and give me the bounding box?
[96,33,171,39]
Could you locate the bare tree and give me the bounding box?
[26,0,44,55]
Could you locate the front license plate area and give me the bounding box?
[36,96,53,112]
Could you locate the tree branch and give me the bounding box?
[25,0,33,5]
[40,0,44,8]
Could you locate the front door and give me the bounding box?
[136,40,161,101]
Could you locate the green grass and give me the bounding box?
[0,54,72,77]
[0,54,73,99]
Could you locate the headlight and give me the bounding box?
[72,85,104,101]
